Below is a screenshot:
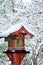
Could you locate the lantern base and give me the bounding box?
[3,50,30,65]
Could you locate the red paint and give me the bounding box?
[11,26,34,37]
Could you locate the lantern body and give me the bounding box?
[3,26,33,65]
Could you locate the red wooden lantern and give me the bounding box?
[2,25,34,65]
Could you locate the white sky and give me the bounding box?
[22,0,32,3]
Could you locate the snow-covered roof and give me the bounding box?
[0,22,34,37]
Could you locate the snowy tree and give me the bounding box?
[0,0,43,65]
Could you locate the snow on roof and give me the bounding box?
[0,22,34,37]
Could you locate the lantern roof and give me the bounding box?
[0,22,34,37]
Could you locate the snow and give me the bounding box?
[37,58,43,65]
[0,0,43,65]
[0,0,43,38]
[22,0,32,4]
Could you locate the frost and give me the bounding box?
[0,0,43,65]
